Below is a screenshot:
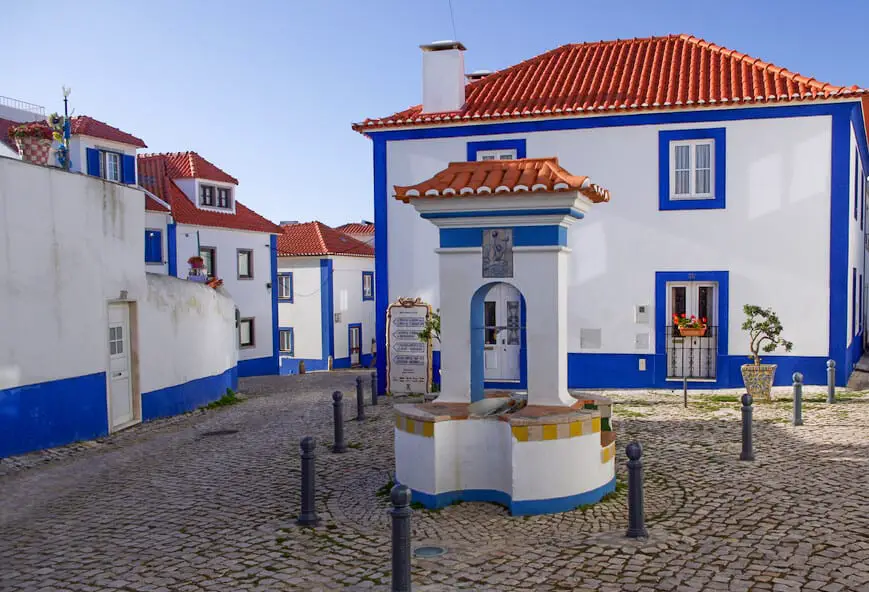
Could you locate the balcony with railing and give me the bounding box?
[665,325,719,380]
[0,96,46,122]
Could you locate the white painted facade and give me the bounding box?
[276,254,375,371]
[380,105,869,387]
[69,135,139,182]
[174,224,275,364]
[0,157,239,457]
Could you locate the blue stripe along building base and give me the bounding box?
[142,366,238,421]
[0,372,109,458]
[398,476,617,517]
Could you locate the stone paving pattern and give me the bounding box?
[2,371,868,591]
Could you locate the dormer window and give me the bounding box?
[199,184,233,210]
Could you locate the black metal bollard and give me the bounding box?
[332,391,347,453]
[792,372,804,427]
[739,393,755,461]
[625,441,648,539]
[827,360,836,404]
[296,437,320,526]
[390,485,412,592]
[371,371,378,406]
[356,376,366,421]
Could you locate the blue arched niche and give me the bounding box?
[469,281,528,402]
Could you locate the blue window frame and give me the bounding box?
[144,229,162,264]
[658,128,726,211]
[278,272,293,302]
[853,267,858,338]
[279,327,294,355]
[362,271,374,301]
[466,139,527,161]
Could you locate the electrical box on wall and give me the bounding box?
[634,305,650,324]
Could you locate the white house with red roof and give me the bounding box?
[355,35,869,395]
[276,221,375,373]
[138,151,283,377]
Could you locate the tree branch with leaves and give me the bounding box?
[741,304,793,365]
[418,309,440,344]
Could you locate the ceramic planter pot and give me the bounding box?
[678,326,707,337]
[15,137,53,166]
[741,363,777,399]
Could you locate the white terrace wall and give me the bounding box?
[0,158,238,458]
[332,255,376,369]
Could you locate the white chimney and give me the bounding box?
[420,40,467,114]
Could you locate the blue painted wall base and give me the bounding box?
[400,476,617,516]
[238,355,279,377]
[0,372,109,458]
[142,366,238,421]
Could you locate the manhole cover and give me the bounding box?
[201,429,239,437]
[414,546,447,558]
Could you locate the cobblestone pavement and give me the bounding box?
[2,372,869,591]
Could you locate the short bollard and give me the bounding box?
[390,485,412,592]
[827,360,836,404]
[296,436,320,526]
[625,441,648,539]
[792,372,804,427]
[682,377,688,408]
[356,376,366,421]
[332,391,347,453]
[739,393,755,461]
[371,371,378,406]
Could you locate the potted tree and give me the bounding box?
[741,304,793,400]
[8,121,53,165]
[187,256,208,283]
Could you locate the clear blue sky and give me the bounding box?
[3,1,867,227]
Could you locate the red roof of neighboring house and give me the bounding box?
[0,118,18,153]
[277,221,375,257]
[137,153,281,234]
[394,157,610,203]
[148,151,239,184]
[335,222,375,235]
[355,34,867,132]
[71,116,147,148]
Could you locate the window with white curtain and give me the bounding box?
[475,149,517,161]
[670,139,714,199]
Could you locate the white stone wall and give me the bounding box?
[331,255,376,362]
[277,257,323,360]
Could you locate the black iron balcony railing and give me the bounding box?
[665,325,718,379]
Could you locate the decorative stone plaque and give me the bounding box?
[482,228,513,278]
[386,298,432,394]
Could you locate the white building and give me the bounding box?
[137,152,283,377]
[354,34,869,392]
[0,156,239,458]
[275,221,376,373]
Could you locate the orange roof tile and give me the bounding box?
[140,151,238,184]
[277,222,375,257]
[394,157,610,203]
[71,115,146,148]
[335,222,375,235]
[355,34,867,131]
[137,154,281,234]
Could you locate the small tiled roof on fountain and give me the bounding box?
[393,157,610,203]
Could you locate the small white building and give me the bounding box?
[138,152,283,377]
[335,221,375,246]
[355,34,869,392]
[276,221,376,373]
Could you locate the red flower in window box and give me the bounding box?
[673,313,707,336]
[188,256,205,269]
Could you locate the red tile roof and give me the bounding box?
[148,151,239,184]
[277,221,375,257]
[355,34,867,131]
[335,222,375,235]
[137,153,281,234]
[71,116,146,148]
[394,157,610,203]
[0,118,19,153]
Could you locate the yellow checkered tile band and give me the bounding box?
[394,415,434,438]
[601,442,615,464]
[511,417,600,442]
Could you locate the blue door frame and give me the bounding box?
[348,323,362,367]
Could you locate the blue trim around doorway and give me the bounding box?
[348,322,362,365]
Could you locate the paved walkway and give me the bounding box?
[2,372,868,591]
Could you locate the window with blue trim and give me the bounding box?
[278,272,293,301]
[362,271,374,301]
[279,328,294,355]
[144,229,162,264]
[467,139,527,162]
[658,128,726,210]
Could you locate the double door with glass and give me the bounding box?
[667,282,718,379]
